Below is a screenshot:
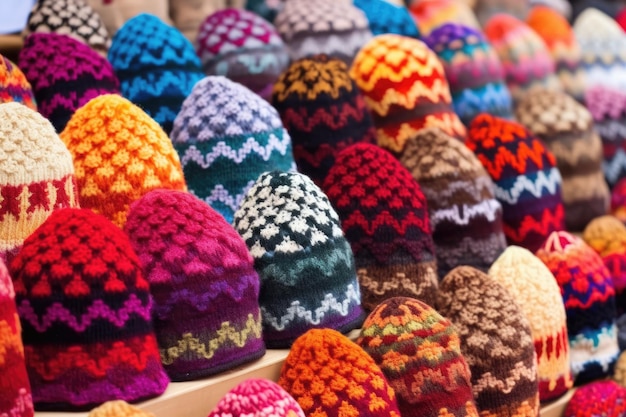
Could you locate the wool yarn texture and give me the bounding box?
[271,55,377,186]
[195,8,289,101]
[0,54,36,110]
[400,127,507,277]
[466,114,565,252]
[353,0,420,38]
[563,380,626,417]
[108,13,204,135]
[322,143,439,311]
[408,0,481,36]
[437,266,539,417]
[233,171,364,348]
[171,76,295,224]
[278,329,401,417]
[423,23,514,127]
[87,401,154,417]
[60,94,186,228]
[612,179,626,222]
[9,208,169,410]
[350,34,466,154]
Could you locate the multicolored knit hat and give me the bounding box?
[515,89,609,231]
[233,171,364,348]
[210,379,305,417]
[423,23,514,126]
[612,179,626,222]
[60,94,187,228]
[489,246,573,401]
[87,401,154,417]
[274,0,372,64]
[357,296,479,417]
[535,231,619,384]
[474,0,530,25]
[322,143,438,311]
[170,76,295,224]
[108,13,204,135]
[563,380,626,417]
[23,0,110,57]
[408,0,481,36]
[399,128,507,277]
[195,9,289,101]
[466,114,565,252]
[279,329,401,417]
[0,102,79,264]
[10,208,169,410]
[483,14,561,101]
[271,55,376,186]
[353,0,420,37]
[0,55,36,110]
[350,34,466,154]
[18,33,120,132]
[437,266,539,416]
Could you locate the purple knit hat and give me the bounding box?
[124,189,265,381]
[18,33,119,132]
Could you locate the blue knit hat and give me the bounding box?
[108,14,204,135]
[353,0,419,38]
[170,76,296,224]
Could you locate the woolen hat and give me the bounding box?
[0,54,36,110]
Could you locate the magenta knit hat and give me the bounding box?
[564,380,626,416]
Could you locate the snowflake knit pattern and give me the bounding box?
[353,0,420,38]
[408,0,481,36]
[87,401,154,417]
[60,94,186,228]
[0,55,36,110]
[563,381,626,417]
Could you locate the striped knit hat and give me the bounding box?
[171,76,295,224]
[489,246,573,402]
[0,55,36,110]
[408,0,481,36]
[564,381,626,417]
[87,401,154,417]
[353,0,420,37]
[350,34,466,154]
[400,128,507,277]
[210,379,305,417]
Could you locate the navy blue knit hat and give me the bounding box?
[353,0,420,38]
[108,14,204,135]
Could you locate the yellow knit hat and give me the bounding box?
[87,401,155,417]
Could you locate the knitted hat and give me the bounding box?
[526,6,586,101]
[536,231,620,384]
[87,401,154,417]
[170,76,295,224]
[60,94,187,228]
[408,0,481,36]
[108,13,204,135]
[0,259,33,417]
[474,0,530,25]
[357,296,479,417]
[209,379,305,417]
[0,55,36,110]
[23,0,110,57]
[245,0,284,24]
[322,143,439,311]
[195,9,290,101]
[353,0,420,38]
[350,34,466,154]
[423,23,514,126]
[124,190,265,381]
[484,14,561,102]
[613,178,626,222]
[563,380,626,417]
[399,128,507,277]
[437,266,539,416]
[489,246,573,401]
[0,102,79,264]
[10,208,169,410]
[515,89,609,231]
[18,33,120,132]
[233,171,364,348]
[274,0,372,64]
[466,114,565,252]
[279,329,401,417]
[271,55,376,186]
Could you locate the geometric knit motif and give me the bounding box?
[483,13,562,102]
[423,23,514,126]
[437,266,539,417]
[535,231,620,385]
[170,76,295,224]
[350,34,467,154]
[87,401,154,417]
[233,171,364,348]
[274,0,372,65]
[612,179,626,222]
[353,0,420,38]
[108,14,204,135]
[59,94,187,228]
[196,8,290,100]
[272,55,377,186]
[9,208,170,411]
[18,33,120,133]
[399,128,507,277]
[466,114,565,252]
[322,143,439,311]
[124,190,265,382]
[408,0,481,36]
[515,89,609,231]
[357,297,479,417]
[0,55,36,111]
[278,329,401,417]
[489,246,573,402]
[563,380,626,417]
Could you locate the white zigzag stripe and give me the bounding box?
[604,148,626,184]
[181,133,291,168]
[495,168,561,205]
[262,284,361,331]
[201,181,256,213]
[430,198,501,228]
[595,120,626,140]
